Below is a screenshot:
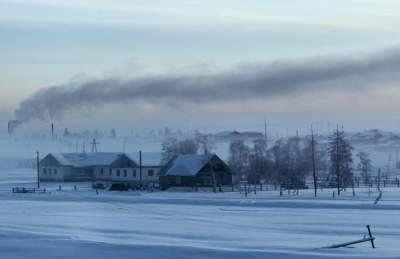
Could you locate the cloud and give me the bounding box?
[14,46,400,123]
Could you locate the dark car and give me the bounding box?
[109,183,130,191]
[92,183,106,189]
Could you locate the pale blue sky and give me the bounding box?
[1,0,400,132]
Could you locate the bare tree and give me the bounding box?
[178,138,199,154]
[161,137,199,163]
[357,151,372,185]
[248,138,273,184]
[271,137,310,192]
[228,140,250,182]
[194,131,215,154]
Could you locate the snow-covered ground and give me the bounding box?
[0,169,399,258]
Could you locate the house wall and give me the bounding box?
[67,167,93,181]
[93,166,161,183]
[160,158,233,190]
[197,170,232,186]
[141,167,162,182]
[38,152,164,183]
[39,165,162,183]
[39,166,67,181]
[160,172,231,190]
[93,167,113,181]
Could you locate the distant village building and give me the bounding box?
[39,152,162,183]
[158,154,232,190]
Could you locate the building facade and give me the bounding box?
[39,152,162,184]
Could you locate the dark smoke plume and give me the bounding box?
[14,47,400,124]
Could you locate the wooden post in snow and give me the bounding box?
[139,150,143,188]
[326,225,376,249]
[36,151,40,189]
[366,225,375,248]
[311,125,317,197]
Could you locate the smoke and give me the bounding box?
[14,47,400,124]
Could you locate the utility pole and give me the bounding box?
[311,125,317,197]
[336,125,341,196]
[7,121,12,136]
[139,150,143,187]
[91,138,99,153]
[36,151,40,189]
[209,154,217,193]
[264,120,268,147]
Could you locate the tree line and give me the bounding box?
[161,128,374,196]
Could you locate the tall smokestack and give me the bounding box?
[51,123,54,138]
[7,121,11,135]
[8,120,21,135]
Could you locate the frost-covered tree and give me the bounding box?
[328,128,353,195]
[161,137,199,163]
[228,140,250,181]
[161,138,179,163]
[357,151,372,185]
[178,138,199,154]
[194,131,215,155]
[271,137,310,191]
[248,138,274,184]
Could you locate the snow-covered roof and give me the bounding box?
[126,152,163,167]
[49,152,130,167]
[46,152,163,168]
[160,154,210,176]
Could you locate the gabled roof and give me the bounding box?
[49,152,130,167]
[159,154,218,176]
[126,152,164,167]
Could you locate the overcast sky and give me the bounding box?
[2,0,400,133]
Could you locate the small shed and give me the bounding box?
[159,154,232,190]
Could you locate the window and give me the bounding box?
[148,169,154,177]
[42,168,47,175]
[116,169,120,177]
[100,168,104,175]
[123,170,127,177]
[132,170,136,177]
[109,168,112,176]
[176,176,182,185]
[54,169,57,175]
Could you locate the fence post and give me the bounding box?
[366,225,375,248]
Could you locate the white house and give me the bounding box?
[39,152,162,184]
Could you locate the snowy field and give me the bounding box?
[0,169,399,258]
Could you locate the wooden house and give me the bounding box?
[158,154,232,190]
